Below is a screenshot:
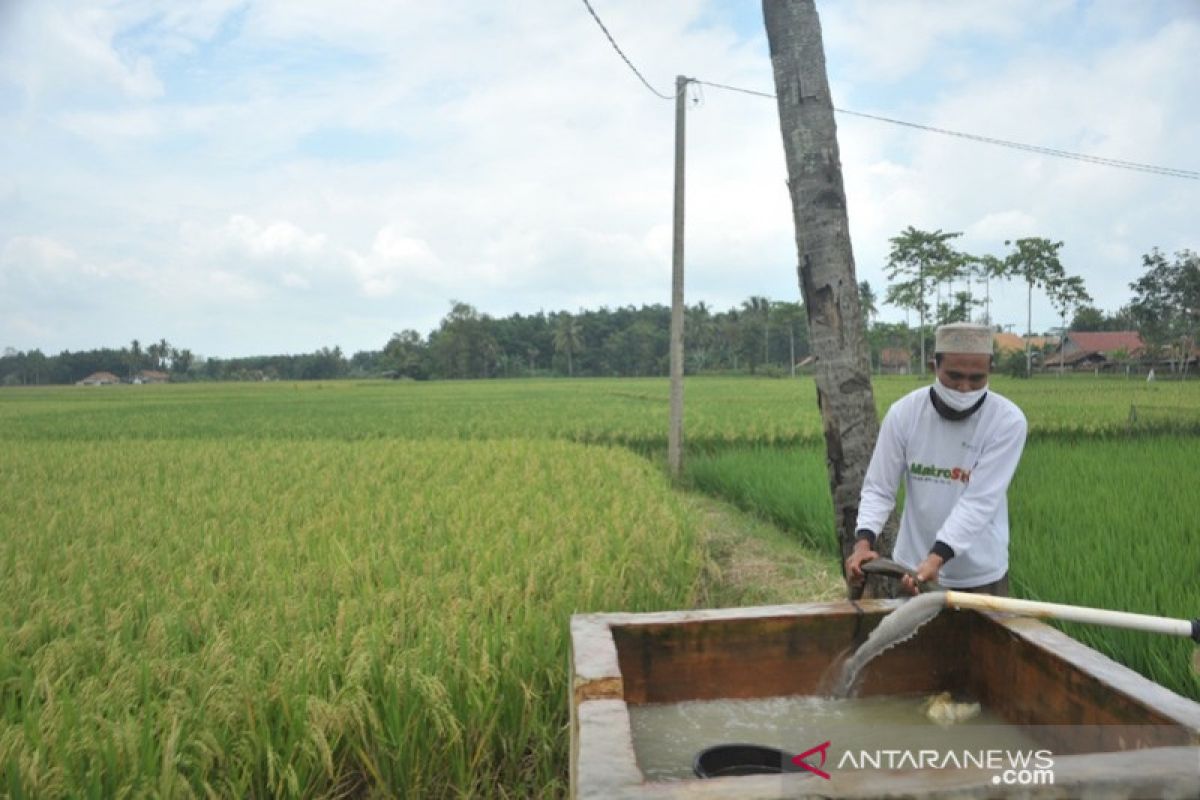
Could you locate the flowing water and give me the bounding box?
[629,694,1039,782]
[628,595,1049,782]
[834,592,947,697]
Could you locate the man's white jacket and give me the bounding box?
[856,385,1028,588]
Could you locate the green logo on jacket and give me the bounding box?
[910,462,971,484]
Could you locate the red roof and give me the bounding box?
[78,371,121,384]
[1066,331,1143,355]
[994,332,1058,352]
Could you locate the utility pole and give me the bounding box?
[667,75,688,480]
[1026,281,1034,378]
[789,324,796,377]
[919,263,927,377]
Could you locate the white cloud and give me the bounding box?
[223,215,327,260]
[823,5,1200,331]
[58,108,162,141]
[0,0,1195,355]
[371,225,435,265]
[0,4,164,103]
[1,235,78,268]
[351,225,439,298]
[965,211,1040,243]
[0,236,82,299]
[822,0,1074,83]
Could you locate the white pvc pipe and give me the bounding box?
[943,591,1196,639]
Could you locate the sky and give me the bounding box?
[1,0,1197,359]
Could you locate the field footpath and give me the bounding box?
[684,492,845,609]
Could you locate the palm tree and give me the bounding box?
[128,339,142,380]
[686,301,713,350]
[999,238,1067,377]
[765,0,883,567]
[145,342,161,373]
[773,301,805,376]
[552,313,583,377]
[718,312,741,370]
[975,255,1006,326]
[858,281,878,326]
[743,296,771,368]
[884,227,964,375]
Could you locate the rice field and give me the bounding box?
[1,375,1198,796]
[1008,437,1200,702]
[3,375,1198,447]
[0,439,699,797]
[683,435,1200,701]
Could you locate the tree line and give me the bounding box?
[338,298,817,381]
[879,229,1196,375]
[2,240,1193,385]
[0,299,817,385]
[0,339,352,386]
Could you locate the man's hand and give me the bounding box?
[845,539,879,588]
[901,553,944,595]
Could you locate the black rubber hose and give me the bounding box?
[860,557,945,592]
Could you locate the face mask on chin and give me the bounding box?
[932,380,988,412]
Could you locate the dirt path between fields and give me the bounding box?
[684,493,845,608]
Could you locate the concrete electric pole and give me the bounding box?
[668,75,689,480]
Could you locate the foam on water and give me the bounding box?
[629,694,1036,782]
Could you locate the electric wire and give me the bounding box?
[692,79,774,100]
[577,3,1197,181]
[693,80,1199,181]
[579,0,674,99]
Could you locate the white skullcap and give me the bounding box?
[935,323,993,355]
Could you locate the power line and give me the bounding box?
[835,107,1199,179]
[693,80,1199,181]
[576,3,1196,181]
[579,0,674,100]
[693,80,775,100]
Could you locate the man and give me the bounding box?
[846,323,1027,596]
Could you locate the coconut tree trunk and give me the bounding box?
[764,0,884,568]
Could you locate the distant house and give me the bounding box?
[994,332,1058,365]
[76,371,122,386]
[993,333,1025,354]
[1044,331,1144,370]
[880,347,912,374]
[995,332,1059,351]
[133,370,170,384]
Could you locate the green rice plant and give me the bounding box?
[1008,436,1200,701]
[3,375,1196,449]
[684,447,836,555]
[2,375,1198,796]
[685,436,1200,702]
[0,439,701,797]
